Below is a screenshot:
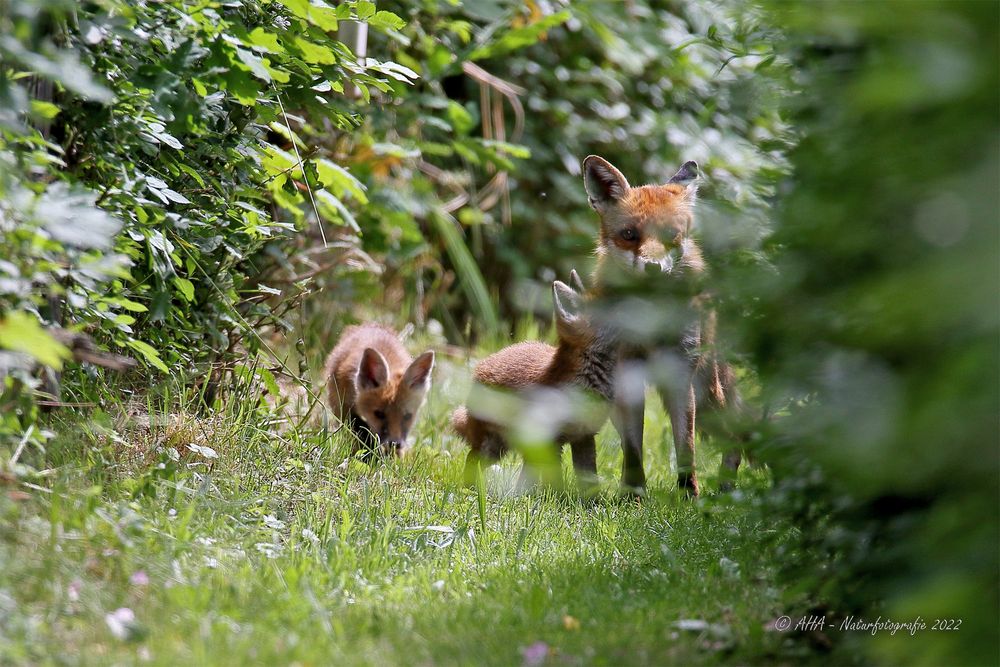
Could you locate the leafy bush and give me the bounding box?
[748,1,999,663]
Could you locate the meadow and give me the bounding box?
[1,350,811,666]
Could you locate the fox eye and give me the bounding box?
[403,413,413,422]
[619,228,638,242]
[373,409,386,421]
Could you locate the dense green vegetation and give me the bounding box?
[1,0,996,664]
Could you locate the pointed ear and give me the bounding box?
[569,269,586,295]
[403,351,435,390]
[668,160,699,186]
[357,348,389,390]
[583,155,630,212]
[552,280,584,338]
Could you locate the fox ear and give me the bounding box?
[403,351,435,390]
[668,160,699,186]
[552,280,584,338]
[569,269,586,294]
[357,348,389,390]
[583,155,630,211]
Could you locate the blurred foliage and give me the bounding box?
[351,0,790,337]
[0,0,563,443]
[748,1,999,664]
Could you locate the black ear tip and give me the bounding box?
[669,160,700,184]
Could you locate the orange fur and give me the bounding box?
[323,324,434,458]
[452,283,617,491]
[583,155,746,496]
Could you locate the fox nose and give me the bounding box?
[642,254,673,275]
[384,440,404,456]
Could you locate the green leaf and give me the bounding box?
[257,367,281,397]
[469,11,571,60]
[482,139,531,159]
[126,339,169,373]
[173,277,196,302]
[162,189,191,204]
[105,297,148,313]
[235,47,271,82]
[246,28,283,54]
[315,159,368,204]
[447,101,474,135]
[367,10,405,31]
[0,312,72,370]
[30,100,60,120]
[356,1,376,20]
[309,5,341,31]
[294,37,337,65]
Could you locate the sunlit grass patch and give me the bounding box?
[0,369,800,666]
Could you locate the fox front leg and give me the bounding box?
[663,381,698,497]
[612,394,646,495]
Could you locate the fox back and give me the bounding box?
[324,324,435,456]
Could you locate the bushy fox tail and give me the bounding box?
[450,406,469,439]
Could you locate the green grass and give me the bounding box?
[0,356,812,666]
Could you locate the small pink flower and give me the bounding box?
[129,570,150,586]
[67,579,82,602]
[521,641,549,666]
[105,607,136,640]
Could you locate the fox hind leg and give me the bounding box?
[569,434,599,498]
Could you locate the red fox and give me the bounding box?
[582,155,747,496]
[323,324,435,458]
[452,276,617,493]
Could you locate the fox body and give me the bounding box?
[452,278,617,491]
[583,155,746,496]
[323,324,435,458]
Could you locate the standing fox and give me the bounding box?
[582,155,747,496]
[452,276,618,493]
[323,324,435,458]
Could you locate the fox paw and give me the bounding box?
[677,472,699,497]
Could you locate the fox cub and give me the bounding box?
[583,154,746,496]
[452,275,618,492]
[324,324,435,458]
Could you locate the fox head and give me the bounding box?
[354,349,435,456]
[583,155,702,278]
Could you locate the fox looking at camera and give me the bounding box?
[323,324,435,458]
[583,155,747,496]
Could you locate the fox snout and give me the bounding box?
[381,439,407,457]
[639,251,674,275]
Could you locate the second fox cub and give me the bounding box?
[452,276,617,492]
[323,324,435,458]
